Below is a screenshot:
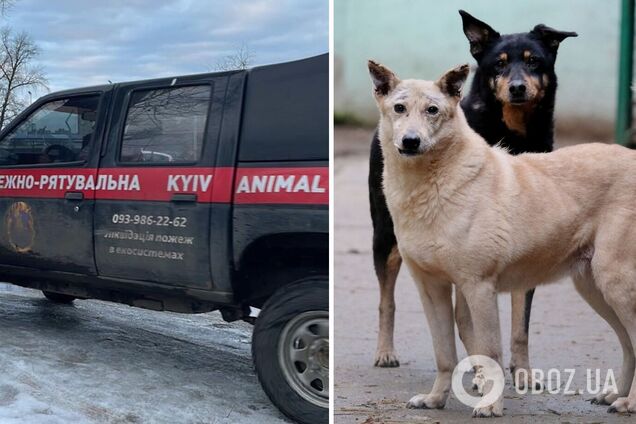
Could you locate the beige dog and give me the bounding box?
[368,60,636,417]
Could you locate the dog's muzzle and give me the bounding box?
[508,80,528,104]
[399,136,422,156]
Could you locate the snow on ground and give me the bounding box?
[0,283,289,424]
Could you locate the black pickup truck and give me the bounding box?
[0,54,328,424]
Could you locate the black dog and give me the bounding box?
[369,10,577,375]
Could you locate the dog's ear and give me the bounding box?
[531,24,578,51]
[368,60,399,96]
[459,10,500,61]
[436,64,470,99]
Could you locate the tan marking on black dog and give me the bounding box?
[375,244,402,367]
[502,104,531,136]
[494,71,546,136]
[523,50,531,61]
[523,74,545,101]
[494,75,510,102]
[494,76,527,134]
[498,52,508,62]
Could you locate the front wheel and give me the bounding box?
[252,277,328,424]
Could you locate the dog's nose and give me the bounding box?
[509,81,526,96]
[402,136,420,151]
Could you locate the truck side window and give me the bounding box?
[0,95,101,166]
[120,85,211,163]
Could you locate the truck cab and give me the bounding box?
[0,54,328,424]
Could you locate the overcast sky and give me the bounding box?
[6,0,328,93]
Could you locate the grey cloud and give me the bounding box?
[7,0,327,93]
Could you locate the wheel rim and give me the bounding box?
[278,310,329,408]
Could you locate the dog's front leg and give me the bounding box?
[404,260,457,410]
[460,280,505,418]
[456,289,490,394]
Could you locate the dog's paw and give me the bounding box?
[374,350,400,367]
[511,367,543,391]
[406,393,446,409]
[591,391,620,405]
[607,396,636,413]
[472,372,486,394]
[472,400,504,418]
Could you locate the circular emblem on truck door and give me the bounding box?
[5,201,35,253]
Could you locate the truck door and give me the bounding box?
[93,75,232,289]
[0,90,108,274]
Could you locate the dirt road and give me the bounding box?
[0,284,288,424]
[334,126,632,423]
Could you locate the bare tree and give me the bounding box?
[0,0,15,16]
[0,28,47,128]
[214,44,254,71]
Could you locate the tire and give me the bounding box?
[42,291,76,304]
[253,277,328,424]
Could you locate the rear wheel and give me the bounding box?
[42,291,75,304]
[253,277,328,424]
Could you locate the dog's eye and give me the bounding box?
[527,56,539,67]
[394,104,406,113]
[426,105,439,115]
[495,59,506,69]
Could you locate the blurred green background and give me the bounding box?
[334,0,634,143]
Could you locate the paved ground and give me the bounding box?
[0,284,288,424]
[334,126,633,423]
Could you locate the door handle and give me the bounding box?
[171,193,197,203]
[64,192,84,201]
